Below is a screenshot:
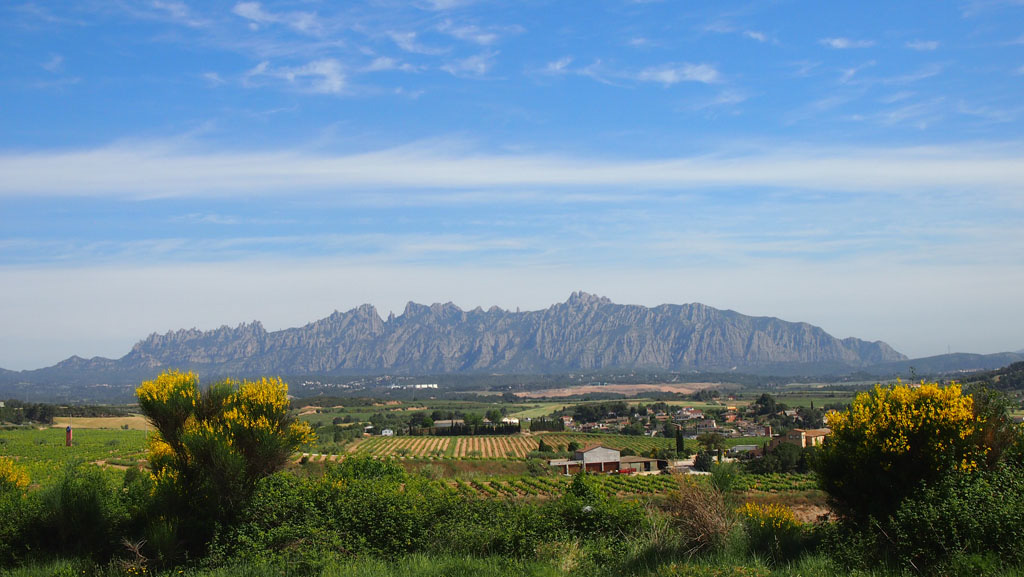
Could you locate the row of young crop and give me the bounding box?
[453,435,536,458]
[441,474,683,499]
[345,435,542,459]
[732,472,818,493]
[346,436,454,458]
[334,432,683,460]
[436,472,817,500]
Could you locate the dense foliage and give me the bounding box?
[814,381,1024,574]
[137,370,315,556]
[7,376,1024,576]
[815,382,1000,522]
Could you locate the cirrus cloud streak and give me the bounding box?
[1,141,1023,199]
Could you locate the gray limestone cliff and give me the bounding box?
[81,291,905,376]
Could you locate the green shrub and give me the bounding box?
[209,472,345,570]
[33,463,128,560]
[693,450,714,472]
[736,502,804,566]
[136,370,315,557]
[815,382,1010,524]
[326,455,407,481]
[710,462,739,493]
[887,465,1024,573]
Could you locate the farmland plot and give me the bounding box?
[446,473,684,498]
[0,427,148,486]
[346,436,453,458]
[535,432,675,454]
[453,435,537,458]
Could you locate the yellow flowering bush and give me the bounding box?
[0,457,30,494]
[815,381,994,522]
[136,370,315,553]
[737,502,803,564]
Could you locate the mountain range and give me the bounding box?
[0,292,909,387]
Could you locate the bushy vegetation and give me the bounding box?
[814,381,1024,574]
[5,377,1024,577]
[137,370,316,557]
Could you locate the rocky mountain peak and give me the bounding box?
[566,291,612,306]
[8,294,909,381]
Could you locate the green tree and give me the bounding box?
[567,441,581,453]
[485,409,503,424]
[464,413,483,431]
[136,370,315,554]
[675,430,687,455]
[697,432,726,461]
[693,450,714,472]
[662,421,676,439]
[815,382,1013,523]
[754,393,779,416]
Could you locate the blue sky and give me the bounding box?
[1,1,1023,370]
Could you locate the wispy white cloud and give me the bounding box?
[905,39,939,51]
[171,213,242,225]
[744,30,769,43]
[41,54,63,72]
[690,90,749,111]
[232,2,320,34]
[704,21,774,44]
[840,63,942,87]
[879,91,915,104]
[958,101,1020,123]
[536,57,719,86]
[542,56,573,74]
[820,37,875,49]
[788,60,821,77]
[962,0,1024,17]
[2,139,1023,199]
[151,1,208,28]
[850,97,946,129]
[636,63,721,85]
[244,59,345,94]
[839,60,876,84]
[441,51,496,76]
[388,31,447,55]
[364,57,399,72]
[202,71,225,86]
[437,20,522,45]
[419,0,475,10]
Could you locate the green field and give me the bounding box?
[308,431,770,460]
[0,426,148,486]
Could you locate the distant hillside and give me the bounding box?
[868,352,1024,378]
[0,292,905,386]
[960,360,1024,390]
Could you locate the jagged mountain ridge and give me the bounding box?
[41,292,905,378]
